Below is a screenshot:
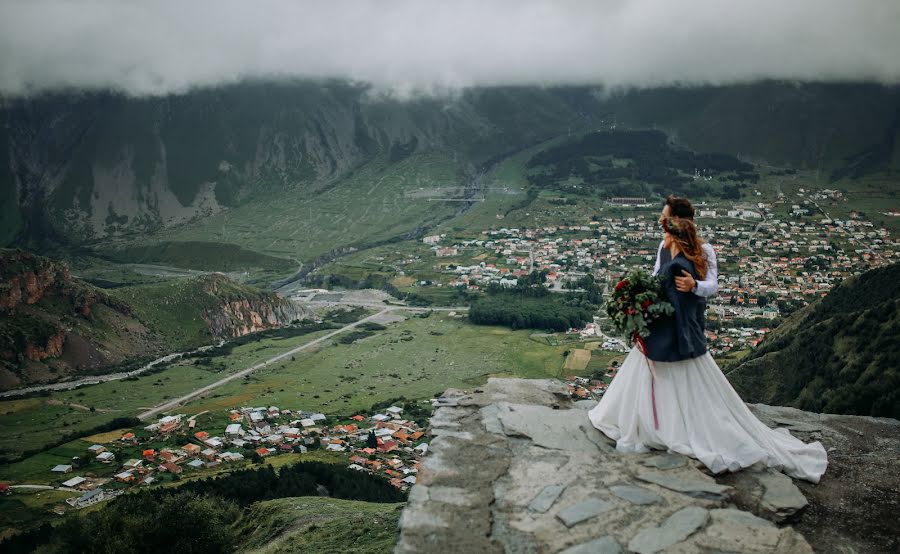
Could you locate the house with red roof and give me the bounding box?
[377,440,398,453]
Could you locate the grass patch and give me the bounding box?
[235,496,405,554]
[563,349,591,370]
[183,314,570,417]
[96,240,296,274]
[162,153,463,263]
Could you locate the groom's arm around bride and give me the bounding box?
[654,240,718,298]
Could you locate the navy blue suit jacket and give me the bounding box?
[643,253,708,362]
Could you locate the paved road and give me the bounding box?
[137,306,436,420]
[294,300,469,312]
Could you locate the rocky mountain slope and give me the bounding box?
[397,378,899,554]
[0,248,162,390]
[726,263,900,419]
[2,82,898,247]
[0,249,308,390]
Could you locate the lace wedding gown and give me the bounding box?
[588,346,829,483]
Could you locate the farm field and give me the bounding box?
[179,313,578,418]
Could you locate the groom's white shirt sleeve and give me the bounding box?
[695,243,718,298]
[652,240,718,298]
[652,240,664,276]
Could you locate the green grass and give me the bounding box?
[0,488,77,540]
[181,314,571,417]
[234,496,405,554]
[95,240,297,278]
[161,153,464,262]
[109,280,218,350]
[109,275,298,351]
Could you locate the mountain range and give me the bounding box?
[3,81,899,251]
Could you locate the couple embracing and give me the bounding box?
[589,195,828,483]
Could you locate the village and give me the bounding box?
[404,191,898,354]
[44,402,430,512]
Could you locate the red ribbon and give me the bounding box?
[633,334,660,430]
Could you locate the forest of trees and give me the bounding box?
[525,129,758,198]
[468,272,601,331]
[4,461,406,552]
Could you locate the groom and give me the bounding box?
[653,195,718,324]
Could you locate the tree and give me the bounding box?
[366,430,377,449]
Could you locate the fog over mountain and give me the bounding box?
[1,0,899,97]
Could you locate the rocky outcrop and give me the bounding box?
[0,250,70,311]
[199,275,306,339]
[397,378,900,554]
[0,249,163,390]
[22,328,66,361]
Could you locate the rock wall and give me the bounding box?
[0,249,161,389]
[396,378,900,554]
[22,328,65,361]
[199,275,307,339]
[0,250,70,311]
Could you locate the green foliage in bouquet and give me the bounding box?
[605,269,674,342]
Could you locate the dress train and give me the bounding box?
[588,347,828,483]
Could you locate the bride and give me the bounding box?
[588,216,828,483]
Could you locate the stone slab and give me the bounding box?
[494,402,614,453]
[637,472,732,500]
[610,484,663,505]
[757,470,809,522]
[556,498,615,528]
[527,484,567,513]
[627,506,709,554]
[639,453,687,470]
[558,536,622,554]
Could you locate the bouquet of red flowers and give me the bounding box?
[604,268,673,431]
[605,269,674,345]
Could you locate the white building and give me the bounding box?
[61,476,86,488]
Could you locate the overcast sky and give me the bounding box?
[1,0,898,97]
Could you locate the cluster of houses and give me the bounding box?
[46,402,430,511]
[217,405,328,457]
[339,408,427,490]
[564,369,617,401]
[182,404,429,491]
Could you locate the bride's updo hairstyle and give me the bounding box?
[663,216,708,279]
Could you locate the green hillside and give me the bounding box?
[0,248,304,390]
[726,263,900,418]
[234,497,404,554]
[96,241,296,275]
[0,249,164,390]
[110,273,303,351]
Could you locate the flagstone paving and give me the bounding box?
[395,377,814,553]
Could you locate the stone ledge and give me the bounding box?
[395,377,813,553]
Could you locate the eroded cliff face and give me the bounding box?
[0,250,70,310]
[199,274,306,339]
[0,249,161,390]
[396,378,900,554]
[22,329,65,362]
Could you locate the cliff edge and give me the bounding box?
[396,378,899,553]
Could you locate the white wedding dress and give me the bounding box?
[588,346,828,483]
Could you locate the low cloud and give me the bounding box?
[1,0,898,97]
